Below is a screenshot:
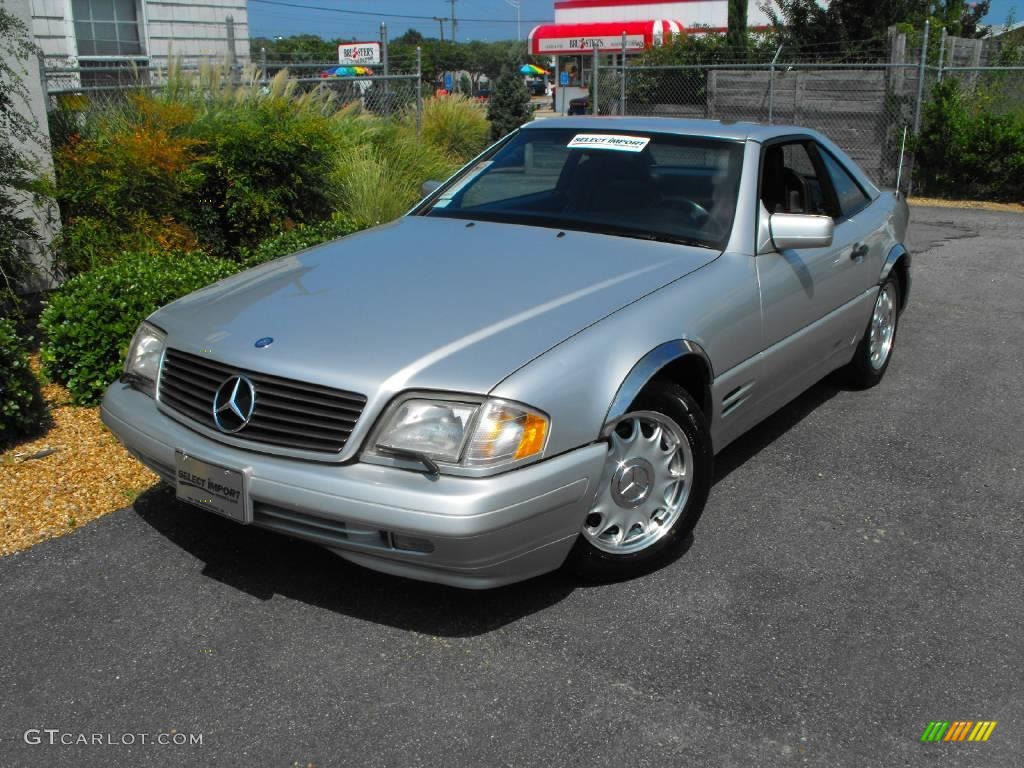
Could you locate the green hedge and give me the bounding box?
[0,317,47,448]
[240,216,364,267]
[40,251,240,406]
[915,79,1024,201]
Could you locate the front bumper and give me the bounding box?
[101,383,607,589]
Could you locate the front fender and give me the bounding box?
[605,340,713,424]
[489,253,763,458]
[881,243,911,308]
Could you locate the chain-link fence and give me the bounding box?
[584,25,1024,193]
[40,58,424,121]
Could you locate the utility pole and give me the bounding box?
[433,16,446,42]
[448,0,457,43]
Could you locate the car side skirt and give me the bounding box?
[710,286,877,453]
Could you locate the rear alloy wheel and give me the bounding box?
[570,380,712,581]
[847,273,901,388]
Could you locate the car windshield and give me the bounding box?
[419,128,744,250]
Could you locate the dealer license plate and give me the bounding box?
[175,451,250,523]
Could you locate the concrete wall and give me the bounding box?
[1,0,59,291]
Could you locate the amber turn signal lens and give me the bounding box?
[514,413,548,460]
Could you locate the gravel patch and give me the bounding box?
[0,359,158,556]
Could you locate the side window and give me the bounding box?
[818,148,871,217]
[760,142,828,215]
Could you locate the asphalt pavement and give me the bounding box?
[1,205,1021,767]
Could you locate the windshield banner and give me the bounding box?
[567,134,651,153]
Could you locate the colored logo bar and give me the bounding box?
[920,721,997,742]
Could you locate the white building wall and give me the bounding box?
[29,0,249,65]
[145,1,249,64]
[554,0,772,30]
[2,0,60,289]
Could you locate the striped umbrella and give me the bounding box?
[519,64,547,76]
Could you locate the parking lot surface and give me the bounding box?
[1,205,1021,767]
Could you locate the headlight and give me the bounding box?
[122,321,166,397]
[376,399,478,463]
[369,395,549,472]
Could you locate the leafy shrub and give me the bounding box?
[914,79,1024,201]
[52,213,201,276]
[241,216,364,267]
[52,95,203,262]
[186,94,340,253]
[331,122,457,229]
[51,78,343,261]
[0,317,47,447]
[420,94,491,161]
[48,69,470,266]
[40,250,239,405]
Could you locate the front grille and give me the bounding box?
[159,348,366,454]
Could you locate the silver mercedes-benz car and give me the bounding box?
[102,117,910,589]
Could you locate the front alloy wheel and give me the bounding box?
[582,411,693,555]
[570,380,712,581]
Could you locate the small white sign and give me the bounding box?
[568,134,651,153]
[537,35,645,54]
[339,42,381,65]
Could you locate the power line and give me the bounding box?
[248,0,551,24]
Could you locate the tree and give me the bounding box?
[392,28,424,47]
[487,64,532,140]
[763,0,991,57]
[727,0,748,54]
[0,6,44,307]
[251,34,337,63]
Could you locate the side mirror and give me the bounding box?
[420,180,443,199]
[769,213,834,250]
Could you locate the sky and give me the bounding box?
[247,1,1022,44]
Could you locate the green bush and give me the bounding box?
[0,317,47,448]
[51,78,344,262]
[40,250,239,405]
[914,79,1024,201]
[52,213,201,276]
[420,95,491,161]
[51,95,205,269]
[186,95,340,254]
[241,216,365,267]
[47,70,474,270]
[330,121,457,229]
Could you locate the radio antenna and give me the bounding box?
[895,125,908,199]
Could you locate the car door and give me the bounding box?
[756,139,864,342]
[811,143,883,299]
[752,138,866,406]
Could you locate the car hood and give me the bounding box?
[153,217,718,399]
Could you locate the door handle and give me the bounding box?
[850,243,869,261]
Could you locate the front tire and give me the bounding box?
[569,379,713,582]
[847,274,901,389]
